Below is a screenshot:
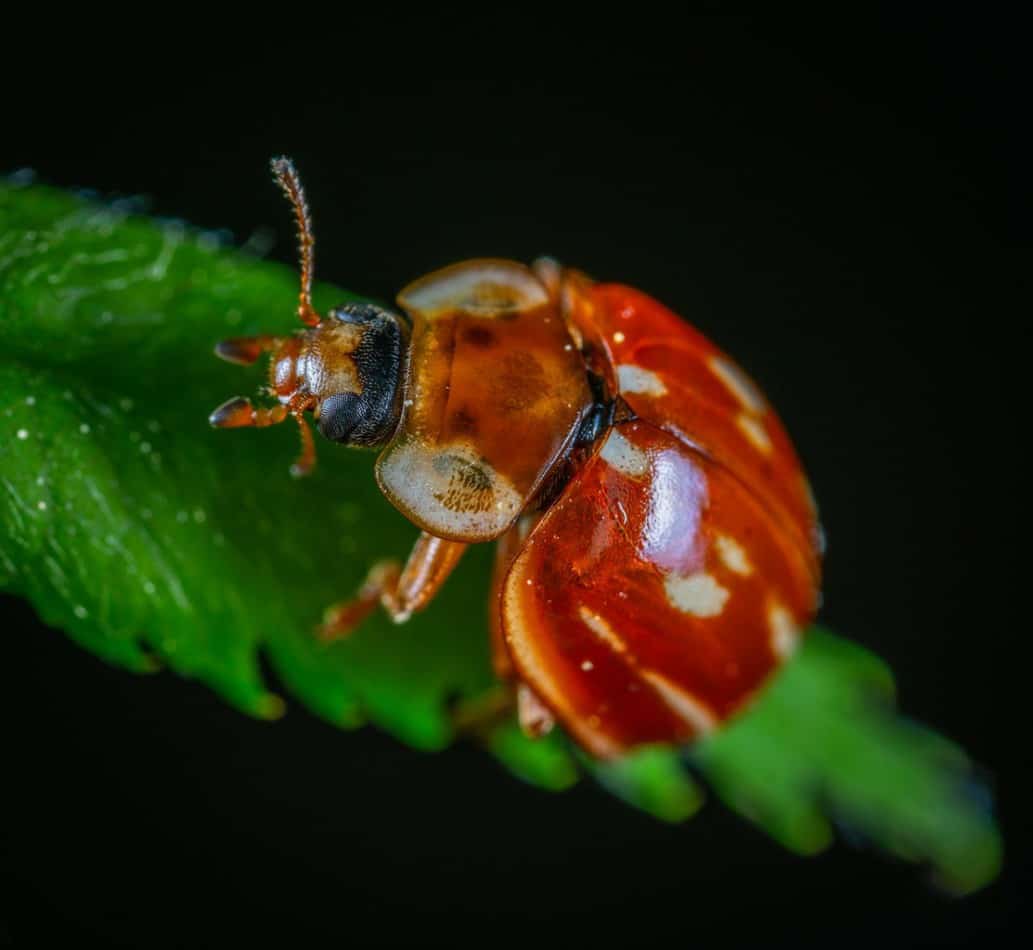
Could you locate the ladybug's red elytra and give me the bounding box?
[210,157,822,759]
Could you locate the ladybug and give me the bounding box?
[210,157,822,758]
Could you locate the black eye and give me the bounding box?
[317,392,366,444]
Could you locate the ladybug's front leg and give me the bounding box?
[317,532,467,640]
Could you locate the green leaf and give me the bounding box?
[691,630,1002,895]
[0,181,1001,894]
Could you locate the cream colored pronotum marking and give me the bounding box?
[377,439,523,540]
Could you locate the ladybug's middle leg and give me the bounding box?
[318,531,467,640]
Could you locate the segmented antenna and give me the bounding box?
[270,156,320,327]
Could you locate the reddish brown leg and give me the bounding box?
[448,680,554,741]
[214,335,285,365]
[287,395,317,478]
[209,397,288,428]
[318,531,468,641]
[209,393,317,478]
[517,683,556,738]
[449,686,515,738]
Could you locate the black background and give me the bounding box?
[2,14,1026,948]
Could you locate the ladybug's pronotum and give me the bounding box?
[210,157,822,758]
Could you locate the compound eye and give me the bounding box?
[316,392,365,443]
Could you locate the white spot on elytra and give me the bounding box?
[714,534,753,576]
[617,364,668,397]
[600,429,649,477]
[578,606,630,655]
[16,429,29,440]
[768,602,800,659]
[736,412,773,454]
[641,671,718,734]
[709,355,765,414]
[581,660,594,671]
[664,571,729,617]
[612,330,626,343]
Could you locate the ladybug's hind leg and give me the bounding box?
[517,683,555,738]
[317,532,467,640]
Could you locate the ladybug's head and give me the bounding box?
[208,158,408,477]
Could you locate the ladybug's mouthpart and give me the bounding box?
[208,389,318,478]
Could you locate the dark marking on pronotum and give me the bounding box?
[462,325,497,348]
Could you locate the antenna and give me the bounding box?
[270,156,320,327]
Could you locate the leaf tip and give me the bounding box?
[257,692,287,720]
